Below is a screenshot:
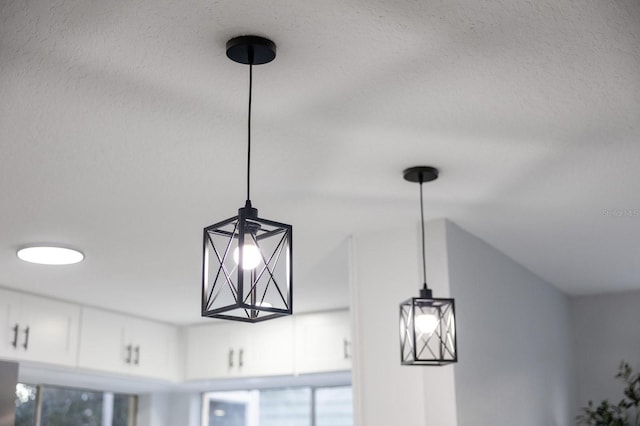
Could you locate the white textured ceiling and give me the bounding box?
[1,0,639,325]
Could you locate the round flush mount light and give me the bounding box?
[17,246,84,265]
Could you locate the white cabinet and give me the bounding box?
[294,310,351,374]
[77,307,178,381]
[1,285,353,382]
[242,319,295,377]
[0,289,21,359]
[185,322,239,379]
[0,288,80,366]
[127,318,179,379]
[186,318,294,380]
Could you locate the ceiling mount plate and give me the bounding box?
[403,166,439,183]
[226,36,276,65]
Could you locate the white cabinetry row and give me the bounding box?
[294,309,351,374]
[0,288,178,380]
[77,307,178,381]
[186,318,295,379]
[0,287,351,381]
[186,309,351,380]
[0,288,79,366]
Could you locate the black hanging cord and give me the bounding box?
[419,176,429,289]
[246,56,253,202]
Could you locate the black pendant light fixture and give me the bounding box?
[399,166,457,365]
[201,36,293,323]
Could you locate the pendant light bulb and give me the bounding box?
[415,313,438,335]
[233,237,261,270]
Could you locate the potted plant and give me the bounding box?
[577,361,640,426]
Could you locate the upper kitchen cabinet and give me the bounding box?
[294,310,351,374]
[77,307,179,381]
[0,288,80,366]
[185,317,294,380]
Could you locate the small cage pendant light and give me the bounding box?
[399,167,457,365]
[201,36,293,323]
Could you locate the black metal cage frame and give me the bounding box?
[399,296,457,366]
[202,205,293,323]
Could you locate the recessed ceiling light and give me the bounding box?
[17,246,84,265]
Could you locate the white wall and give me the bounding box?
[571,291,640,415]
[350,227,428,426]
[350,219,576,426]
[0,361,19,426]
[350,220,458,426]
[137,393,169,426]
[137,391,201,426]
[420,220,458,425]
[445,221,575,426]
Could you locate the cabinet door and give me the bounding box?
[185,322,240,380]
[242,318,294,377]
[294,310,351,374]
[126,318,178,380]
[77,307,128,374]
[78,307,179,380]
[186,320,294,380]
[18,294,81,366]
[0,288,23,359]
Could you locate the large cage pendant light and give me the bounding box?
[201,36,293,323]
[399,166,457,365]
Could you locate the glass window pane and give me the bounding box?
[15,383,38,426]
[315,386,353,426]
[112,394,135,426]
[202,386,354,426]
[259,388,311,426]
[15,384,136,426]
[207,400,247,426]
[40,387,103,426]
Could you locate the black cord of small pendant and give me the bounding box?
[419,178,428,289]
[246,61,253,203]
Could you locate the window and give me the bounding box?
[202,386,352,426]
[15,383,136,426]
[259,388,311,426]
[314,387,352,426]
[15,384,37,426]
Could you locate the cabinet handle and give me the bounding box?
[23,326,30,350]
[239,349,243,368]
[228,349,234,368]
[134,345,140,365]
[125,344,132,364]
[343,338,350,359]
[11,324,19,348]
